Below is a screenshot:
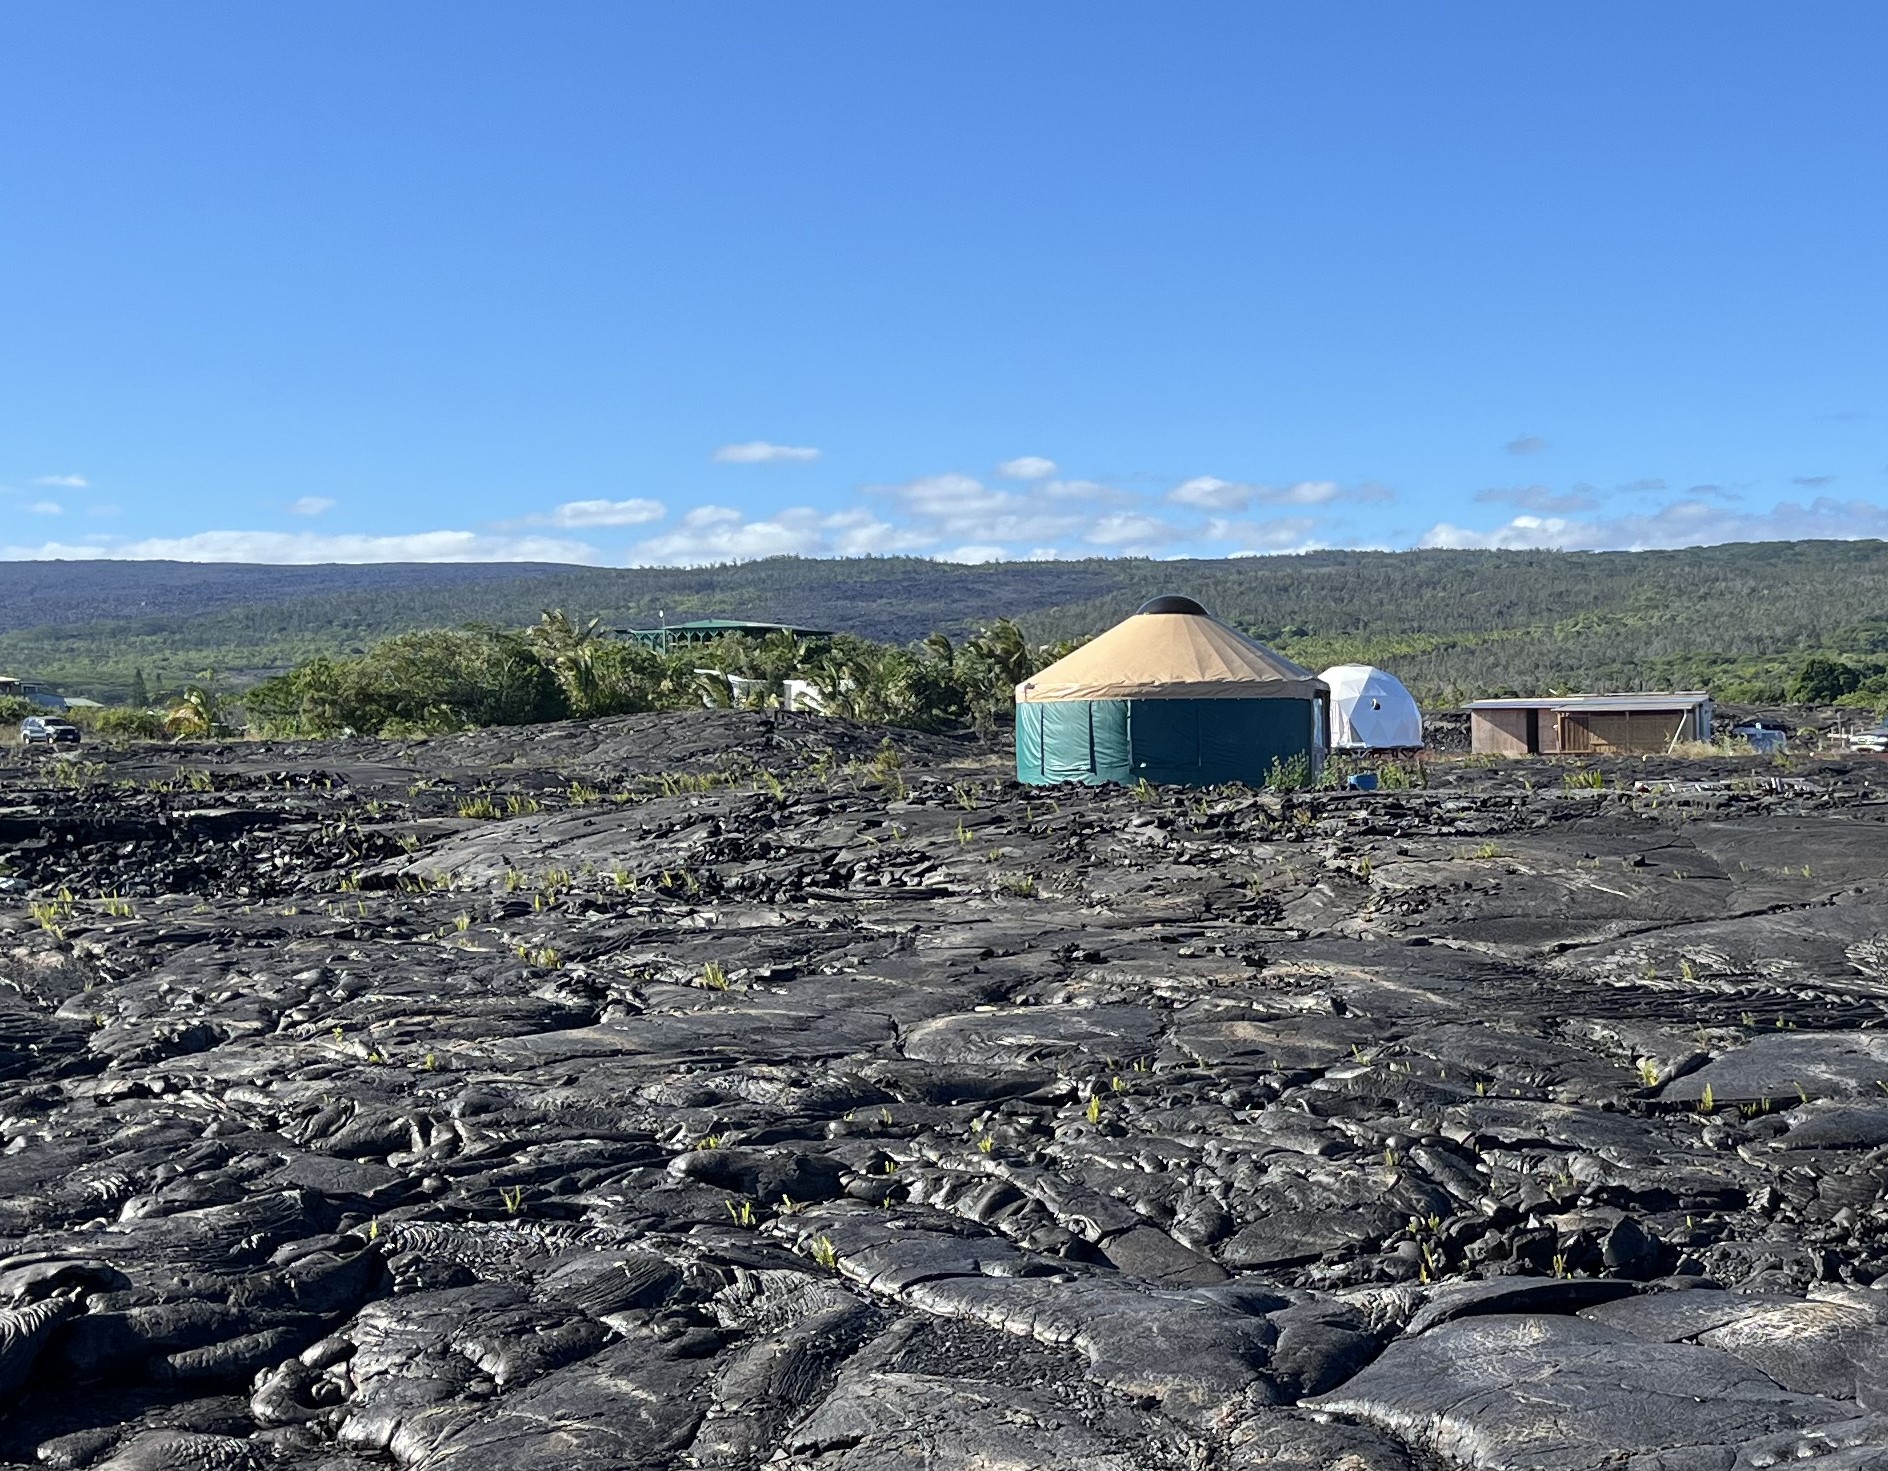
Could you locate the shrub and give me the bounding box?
[93,707,167,741]
[1264,753,1312,790]
[247,628,565,737]
[1792,656,1865,705]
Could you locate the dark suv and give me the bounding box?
[20,716,80,746]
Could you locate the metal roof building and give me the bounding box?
[1466,693,1713,755]
[615,618,833,651]
[0,677,66,710]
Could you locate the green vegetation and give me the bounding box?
[94,707,166,740]
[245,626,565,736]
[0,556,1100,700]
[11,539,1888,712]
[1018,540,1888,707]
[242,611,1048,738]
[1264,753,1313,790]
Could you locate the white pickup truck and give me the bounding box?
[1847,723,1888,753]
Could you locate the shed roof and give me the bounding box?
[668,618,825,632]
[1017,600,1321,703]
[1466,692,1710,713]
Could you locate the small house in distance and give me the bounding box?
[1466,693,1713,755]
[0,677,67,710]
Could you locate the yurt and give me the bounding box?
[1015,596,1328,787]
[1320,664,1424,751]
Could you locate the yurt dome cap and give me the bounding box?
[1017,595,1323,703]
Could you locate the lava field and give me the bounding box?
[5,709,1888,1470]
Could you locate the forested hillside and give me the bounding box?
[1023,540,1888,704]
[5,539,1888,706]
[0,560,568,633]
[0,558,1118,699]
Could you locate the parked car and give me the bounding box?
[1848,723,1888,753]
[19,716,80,746]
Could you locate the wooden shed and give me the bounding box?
[1466,694,1713,755]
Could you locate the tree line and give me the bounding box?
[12,540,1888,712]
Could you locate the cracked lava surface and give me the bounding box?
[4,710,1888,1470]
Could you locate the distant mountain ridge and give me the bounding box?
[5,540,1888,706]
[0,560,572,633]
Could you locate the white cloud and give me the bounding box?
[1039,478,1126,502]
[1419,495,1888,552]
[27,500,62,515]
[821,508,924,556]
[0,530,600,564]
[872,473,1090,544]
[32,474,88,488]
[712,441,821,464]
[289,496,336,517]
[626,472,1118,565]
[548,497,666,528]
[1084,513,1185,549]
[628,504,926,565]
[884,472,996,518]
[1505,435,1548,455]
[1474,484,1601,513]
[1204,516,1322,553]
[1266,481,1344,506]
[1168,476,1249,510]
[996,456,1057,481]
[703,468,1386,566]
[1167,476,1389,511]
[1269,480,1392,507]
[645,474,1282,564]
[1420,515,1593,550]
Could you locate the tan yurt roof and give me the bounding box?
[1016,596,1324,703]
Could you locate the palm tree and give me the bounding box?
[955,618,1037,730]
[693,669,736,708]
[166,682,221,740]
[965,618,1034,686]
[530,609,603,715]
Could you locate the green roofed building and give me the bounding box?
[1014,596,1328,788]
[616,618,832,651]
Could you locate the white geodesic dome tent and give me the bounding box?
[1319,664,1424,750]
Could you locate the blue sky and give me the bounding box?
[2,3,1884,565]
